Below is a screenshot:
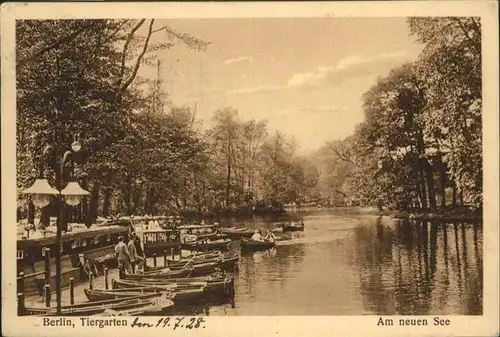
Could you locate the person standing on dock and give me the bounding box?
[114,236,132,274]
[127,235,144,274]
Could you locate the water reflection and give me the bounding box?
[187,211,482,315]
[354,218,482,315]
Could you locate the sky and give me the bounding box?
[139,18,424,153]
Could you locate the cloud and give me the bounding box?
[224,56,254,65]
[227,50,411,96]
[227,85,283,95]
[299,104,350,114]
[275,104,350,118]
[287,50,411,88]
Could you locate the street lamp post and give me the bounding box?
[22,138,89,315]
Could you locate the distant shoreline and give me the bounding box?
[283,205,483,223]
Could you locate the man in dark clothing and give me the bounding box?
[131,233,145,257]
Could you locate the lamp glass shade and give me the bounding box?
[32,194,52,208]
[61,181,89,196]
[65,195,82,206]
[71,141,82,152]
[22,178,60,210]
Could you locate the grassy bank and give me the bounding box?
[373,207,482,223]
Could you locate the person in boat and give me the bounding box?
[251,229,264,242]
[264,231,276,243]
[114,236,132,274]
[127,235,144,274]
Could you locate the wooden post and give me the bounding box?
[104,267,109,290]
[163,250,167,266]
[171,248,174,260]
[153,253,157,267]
[69,277,74,305]
[44,248,51,286]
[44,284,51,308]
[89,272,94,290]
[179,247,182,259]
[17,293,25,316]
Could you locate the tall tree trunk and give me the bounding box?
[182,178,187,208]
[41,207,51,227]
[423,159,437,212]
[88,181,100,225]
[124,175,132,216]
[80,178,89,223]
[132,187,142,215]
[419,168,428,210]
[452,181,457,207]
[27,200,35,224]
[102,188,112,217]
[437,157,446,208]
[193,171,202,214]
[225,142,231,209]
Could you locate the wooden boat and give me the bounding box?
[112,271,231,287]
[241,237,276,251]
[281,221,305,232]
[122,266,192,281]
[112,278,209,289]
[85,286,208,305]
[220,227,255,240]
[165,251,223,265]
[170,260,226,277]
[182,238,232,251]
[23,292,173,316]
[110,275,234,300]
[178,224,220,241]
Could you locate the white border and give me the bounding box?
[1,2,499,337]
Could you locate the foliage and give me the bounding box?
[316,17,482,211]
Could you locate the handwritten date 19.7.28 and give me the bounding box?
[130,317,206,329]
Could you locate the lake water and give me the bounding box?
[200,208,483,316]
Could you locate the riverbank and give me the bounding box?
[375,208,482,223]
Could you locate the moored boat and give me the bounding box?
[110,273,234,299]
[182,238,232,251]
[112,278,208,289]
[122,266,193,280]
[85,286,208,305]
[23,292,174,316]
[220,227,255,240]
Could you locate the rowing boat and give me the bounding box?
[220,227,255,240]
[122,266,192,281]
[110,276,234,299]
[111,278,207,289]
[281,221,305,232]
[164,258,237,276]
[85,286,207,305]
[97,291,175,316]
[241,237,276,251]
[24,292,174,316]
[182,238,232,251]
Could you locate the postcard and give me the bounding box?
[1,1,499,337]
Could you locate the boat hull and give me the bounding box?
[181,239,231,251]
[241,238,276,251]
[220,228,255,240]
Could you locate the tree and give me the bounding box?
[408,17,482,206]
[16,19,208,222]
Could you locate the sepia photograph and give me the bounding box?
[1,1,499,337]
